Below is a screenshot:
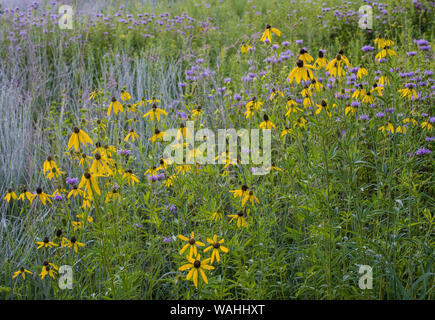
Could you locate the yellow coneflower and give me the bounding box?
[71,221,82,230]
[120,89,131,101]
[375,46,397,62]
[293,116,307,128]
[345,105,355,116]
[178,232,205,258]
[398,87,418,100]
[241,43,253,53]
[204,235,228,264]
[39,261,58,280]
[259,114,276,130]
[280,126,293,138]
[269,163,283,171]
[78,172,101,198]
[315,99,334,117]
[76,213,93,224]
[313,50,327,69]
[403,118,418,126]
[227,211,248,228]
[67,185,83,199]
[362,91,374,104]
[46,167,66,181]
[260,24,281,43]
[176,164,191,176]
[104,144,116,157]
[421,120,433,131]
[378,76,390,86]
[89,89,102,100]
[379,122,395,134]
[270,88,284,100]
[122,169,140,186]
[68,127,93,151]
[230,185,250,201]
[352,85,366,100]
[4,188,17,202]
[244,105,256,119]
[338,49,351,66]
[374,38,394,50]
[165,174,176,187]
[326,53,348,78]
[176,122,190,140]
[52,189,65,200]
[245,190,259,206]
[158,156,173,170]
[149,128,166,142]
[90,153,113,176]
[18,187,35,204]
[395,125,407,134]
[107,97,124,116]
[192,106,203,118]
[308,77,323,92]
[82,196,91,209]
[302,89,313,108]
[357,66,368,79]
[287,59,314,84]
[34,187,52,205]
[61,236,85,253]
[147,97,161,104]
[246,96,263,110]
[370,83,384,96]
[12,267,33,280]
[179,254,214,288]
[43,156,59,175]
[72,214,92,230]
[145,166,161,177]
[143,104,168,121]
[105,188,121,203]
[298,48,314,64]
[285,99,302,116]
[124,129,140,143]
[36,237,58,249]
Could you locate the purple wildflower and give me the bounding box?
[362,45,374,52]
[66,177,79,185]
[416,148,432,156]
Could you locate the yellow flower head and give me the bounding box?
[35,187,52,205]
[143,104,168,122]
[260,24,281,43]
[227,211,249,228]
[62,236,85,253]
[259,114,276,130]
[108,97,124,116]
[68,127,93,151]
[287,59,314,84]
[4,188,18,202]
[36,236,58,249]
[149,128,166,142]
[178,231,205,258]
[204,235,228,264]
[39,261,58,280]
[12,267,33,280]
[179,253,214,288]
